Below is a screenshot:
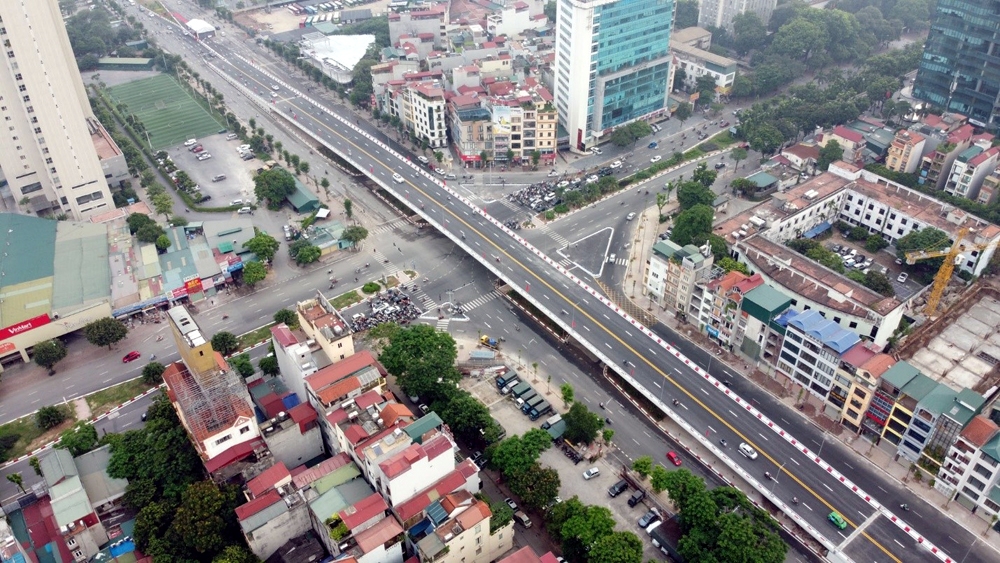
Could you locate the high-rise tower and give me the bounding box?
[0,0,113,219]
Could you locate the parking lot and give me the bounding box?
[823,232,924,301]
[462,373,671,561]
[167,133,259,206]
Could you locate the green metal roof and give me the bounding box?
[287,179,320,213]
[900,373,938,402]
[881,361,921,389]
[917,385,958,417]
[983,433,1000,465]
[746,171,778,188]
[945,389,986,426]
[743,285,792,315]
[0,214,56,285]
[652,240,705,264]
[403,413,443,444]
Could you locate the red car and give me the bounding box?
[666,451,682,466]
[122,351,141,363]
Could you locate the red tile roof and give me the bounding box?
[271,324,298,348]
[235,490,281,520]
[204,438,264,474]
[381,444,424,479]
[343,424,370,446]
[423,433,453,461]
[247,462,291,498]
[305,351,381,393]
[832,126,864,144]
[841,341,877,369]
[783,144,820,161]
[327,407,349,425]
[454,499,491,529]
[289,402,318,427]
[860,353,896,378]
[381,403,413,426]
[354,389,383,410]
[732,273,764,294]
[355,516,403,554]
[340,492,388,530]
[317,376,362,405]
[961,415,999,447]
[394,459,478,521]
[498,546,544,563]
[292,453,352,489]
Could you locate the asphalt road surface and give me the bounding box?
[189,40,985,563]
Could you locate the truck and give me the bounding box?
[514,390,537,409]
[511,382,532,399]
[541,413,561,430]
[529,400,552,420]
[522,394,545,414]
[546,419,566,441]
[496,372,517,389]
[479,335,499,349]
[500,377,521,395]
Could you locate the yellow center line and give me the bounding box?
[272,89,902,561]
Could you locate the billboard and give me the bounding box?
[0,314,51,341]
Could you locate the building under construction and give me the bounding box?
[162,305,264,482]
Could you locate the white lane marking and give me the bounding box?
[653,381,661,388]
[790,458,800,466]
[625,330,633,337]
[648,348,657,355]
[757,433,768,441]
[605,343,612,350]
[728,410,739,418]
[700,388,710,396]
[823,483,833,492]
[603,313,610,320]
[583,325,590,331]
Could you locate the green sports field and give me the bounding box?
[107,74,225,150]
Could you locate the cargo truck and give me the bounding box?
[509,382,531,398]
[522,394,544,414]
[541,414,561,430]
[515,390,537,409]
[529,400,552,420]
[500,378,520,394]
[496,372,517,389]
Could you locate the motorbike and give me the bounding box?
[719,439,727,447]
[156,335,164,342]
[672,399,680,406]
[222,314,229,320]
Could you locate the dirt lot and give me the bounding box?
[237,1,393,34]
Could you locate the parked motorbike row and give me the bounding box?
[560,441,583,465]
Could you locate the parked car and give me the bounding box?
[666,451,682,466]
[212,174,226,182]
[197,153,212,161]
[590,146,602,155]
[583,467,600,480]
[505,498,518,510]
[122,351,141,363]
[897,272,909,283]
[192,145,204,154]
[183,139,197,146]
[714,162,726,169]
[417,155,429,165]
[638,509,661,528]
[586,175,599,184]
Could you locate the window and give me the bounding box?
[849,321,858,329]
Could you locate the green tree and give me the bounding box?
[136,223,166,244]
[562,402,604,444]
[36,405,67,430]
[211,331,239,356]
[288,239,321,265]
[691,162,718,188]
[632,455,654,478]
[151,192,173,218]
[733,12,768,55]
[610,127,636,147]
[57,421,99,456]
[380,325,460,403]
[341,225,369,248]
[746,122,784,155]
[656,192,669,217]
[730,147,748,170]
[6,473,24,494]
[560,505,617,562]
[508,462,561,511]
[817,140,844,170]
[864,270,896,297]
[259,355,280,376]
[84,317,129,350]
[170,481,240,557]
[253,168,296,209]
[671,205,714,246]
[273,308,298,329]
[242,261,267,288]
[29,456,42,477]
[154,234,172,253]
[543,0,556,20]
[865,234,889,252]
[142,362,166,385]
[229,353,255,378]
[546,496,586,540]
[695,74,718,105]
[344,198,353,219]
[212,545,259,563]
[589,531,644,563]
[320,177,330,190]
[674,0,699,28]
[895,227,950,261]
[245,232,280,262]
[650,464,671,493]
[488,429,552,477]
[730,177,759,197]
[674,102,693,125]
[490,498,515,533]
[33,339,67,375]
[559,383,575,406]
[437,391,494,445]
[718,257,750,275]
[676,181,715,210]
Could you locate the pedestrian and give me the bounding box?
[355,277,359,282]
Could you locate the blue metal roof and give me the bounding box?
[786,310,860,355]
[803,221,832,239]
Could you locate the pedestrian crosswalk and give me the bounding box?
[460,290,501,312]
[558,258,573,268]
[436,318,451,331]
[608,257,629,266]
[536,224,571,248]
[495,198,522,213]
[372,218,408,235]
[372,249,394,270]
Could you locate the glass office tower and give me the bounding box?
[913,0,1000,129]
[555,0,674,152]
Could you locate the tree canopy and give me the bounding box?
[676,181,715,211]
[84,317,129,349]
[33,339,67,374]
[671,205,714,246]
[211,331,239,356]
[253,168,296,210]
[245,232,280,262]
[817,140,844,170]
[379,325,460,403]
[562,402,604,444]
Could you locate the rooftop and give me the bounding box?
[786,310,861,355]
[960,415,1000,448]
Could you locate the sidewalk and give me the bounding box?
[618,206,1000,557]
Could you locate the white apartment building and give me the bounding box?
[296,292,356,366]
[373,431,456,506]
[554,0,674,152]
[414,492,514,563]
[398,82,448,149]
[944,145,1000,201]
[698,0,777,30]
[271,324,319,403]
[0,0,113,220]
[644,239,715,318]
[936,415,1000,519]
[777,310,861,402]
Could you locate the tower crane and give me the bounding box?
[904,226,995,316]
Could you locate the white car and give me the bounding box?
[557,180,570,188]
[183,139,197,146]
[626,212,636,221]
[610,160,623,169]
[197,153,212,161]
[586,175,599,183]
[650,155,662,163]
[271,84,280,91]
[392,173,404,183]
[738,442,758,460]
[589,147,602,155]
[417,155,429,165]
[897,272,909,283]
[583,467,600,480]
